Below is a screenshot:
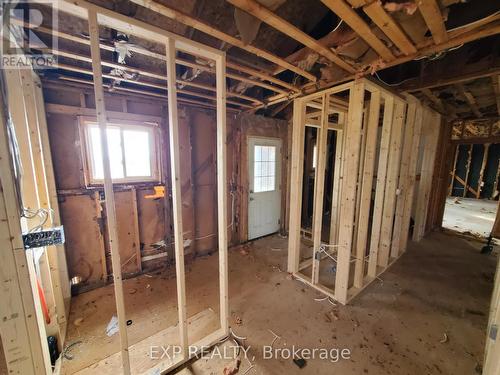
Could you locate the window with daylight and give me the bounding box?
[83,121,160,184]
[253,145,276,193]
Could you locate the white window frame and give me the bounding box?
[80,117,161,185]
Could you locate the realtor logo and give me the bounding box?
[0,0,58,69]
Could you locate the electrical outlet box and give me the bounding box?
[23,226,65,249]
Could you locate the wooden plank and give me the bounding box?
[417,0,448,44]
[0,74,46,374]
[477,144,491,198]
[454,173,479,196]
[421,88,445,114]
[397,102,424,252]
[114,191,142,275]
[334,81,365,304]
[4,68,53,374]
[311,94,330,284]
[19,70,63,340]
[463,144,473,197]
[321,0,395,61]
[483,254,500,373]
[367,96,395,278]
[52,48,276,100]
[88,10,131,373]
[377,100,406,268]
[398,103,426,250]
[55,62,254,109]
[33,75,71,307]
[448,144,459,195]
[73,309,219,374]
[287,99,306,273]
[126,0,317,81]
[329,126,344,245]
[353,92,381,288]
[59,0,224,61]
[165,37,188,357]
[492,201,500,238]
[389,99,418,258]
[23,19,299,94]
[456,83,482,118]
[215,51,229,335]
[227,0,355,73]
[413,110,441,242]
[130,188,142,271]
[363,1,417,55]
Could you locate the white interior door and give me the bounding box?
[248,137,281,240]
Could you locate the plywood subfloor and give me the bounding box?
[57,233,495,375]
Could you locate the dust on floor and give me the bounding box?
[61,232,496,375]
[443,197,497,238]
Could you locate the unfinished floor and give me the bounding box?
[443,197,498,238]
[55,231,496,374]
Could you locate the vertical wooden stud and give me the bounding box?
[166,37,188,356]
[311,94,330,284]
[377,100,406,268]
[335,81,364,304]
[390,99,417,258]
[215,52,229,335]
[367,96,395,278]
[287,99,306,273]
[412,110,440,242]
[88,10,131,374]
[354,91,381,288]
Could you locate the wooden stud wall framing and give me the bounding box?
[287,79,440,304]
[1,1,229,374]
[0,71,52,375]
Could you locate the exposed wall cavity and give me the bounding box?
[43,83,288,292]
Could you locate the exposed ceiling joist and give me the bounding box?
[52,76,241,112]
[56,63,255,109]
[19,19,296,95]
[456,83,483,118]
[320,0,395,62]
[226,0,356,73]
[420,88,445,114]
[128,0,317,81]
[361,1,417,55]
[54,50,262,105]
[403,67,500,92]
[416,0,448,44]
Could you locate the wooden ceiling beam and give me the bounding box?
[403,67,500,92]
[56,63,254,109]
[226,0,356,73]
[362,1,417,55]
[320,0,395,62]
[252,16,500,112]
[420,88,445,114]
[54,76,240,112]
[416,0,448,44]
[456,83,483,118]
[18,19,295,95]
[128,0,317,81]
[54,49,262,105]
